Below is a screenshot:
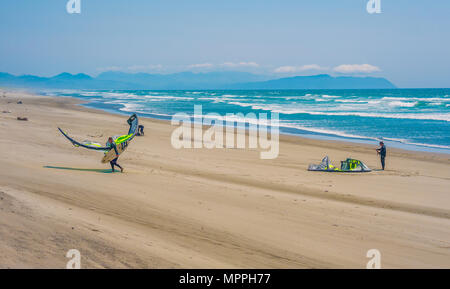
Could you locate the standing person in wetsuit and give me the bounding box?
[107,137,124,173]
[376,141,386,170]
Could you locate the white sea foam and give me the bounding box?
[335,99,365,103]
[228,102,255,107]
[239,104,450,121]
[175,112,450,150]
[142,95,194,100]
[281,123,377,140]
[62,89,450,151]
[222,94,250,98]
[382,97,450,102]
[103,92,137,98]
[281,125,450,149]
[119,102,143,112]
[191,113,274,127]
[321,94,341,98]
[285,94,318,100]
[223,98,450,121]
[79,91,102,96]
[334,99,381,104]
[388,101,418,107]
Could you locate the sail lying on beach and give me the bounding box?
[308,156,371,172]
[58,113,139,152]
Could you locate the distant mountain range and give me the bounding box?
[227,74,396,89]
[0,71,396,89]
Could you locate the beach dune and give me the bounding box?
[0,90,449,268]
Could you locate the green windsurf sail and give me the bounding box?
[308,156,371,172]
[58,114,139,152]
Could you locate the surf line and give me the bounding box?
[171,105,279,159]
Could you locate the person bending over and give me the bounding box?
[137,125,144,136]
[107,137,123,173]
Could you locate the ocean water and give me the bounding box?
[45,89,450,154]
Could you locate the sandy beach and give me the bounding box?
[0,89,449,268]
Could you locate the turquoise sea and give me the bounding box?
[45,89,450,154]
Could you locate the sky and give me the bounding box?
[0,0,449,88]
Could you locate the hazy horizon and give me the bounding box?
[1,1,450,88]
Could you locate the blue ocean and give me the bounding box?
[45,89,450,153]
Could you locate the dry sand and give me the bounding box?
[0,89,449,268]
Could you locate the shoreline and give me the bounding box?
[1,88,449,268]
[7,87,450,161]
[79,96,450,159]
[41,88,450,155]
[31,87,450,155]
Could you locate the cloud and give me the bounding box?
[274,66,296,73]
[333,64,380,74]
[274,64,326,73]
[221,62,259,68]
[188,63,214,69]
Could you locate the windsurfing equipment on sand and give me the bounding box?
[308,156,371,172]
[58,114,139,163]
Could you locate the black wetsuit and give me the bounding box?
[138,125,144,136]
[108,142,123,172]
[378,145,386,170]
